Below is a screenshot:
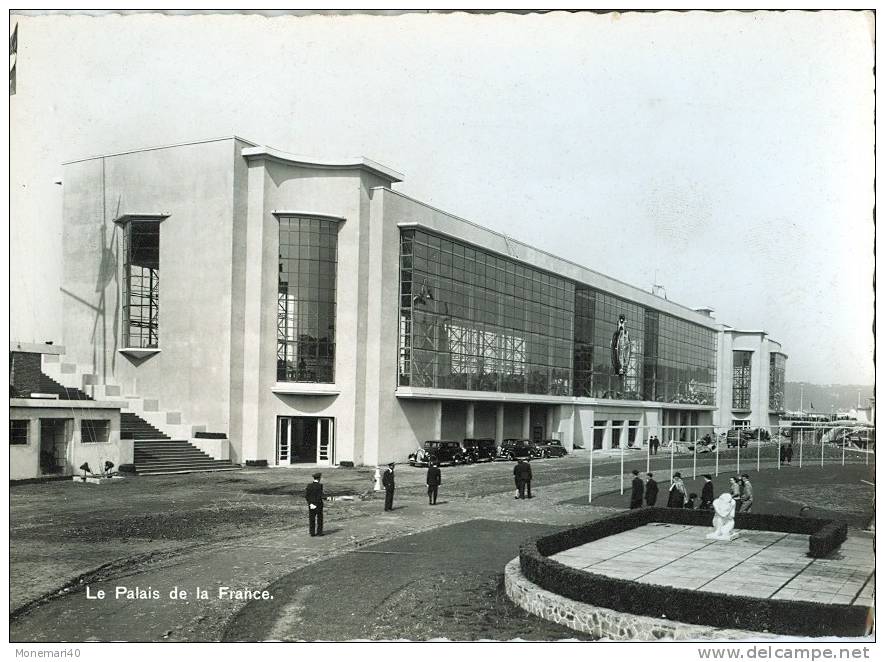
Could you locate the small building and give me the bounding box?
[49,136,788,470]
[9,342,128,480]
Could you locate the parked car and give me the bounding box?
[534,439,568,458]
[497,438,541,460]
[408,440,464,466]
[461,438,498,463]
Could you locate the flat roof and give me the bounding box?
[62,136,258,165]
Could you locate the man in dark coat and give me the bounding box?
[645,472,659,506]
[629,469,644,509]
[305,472,324,536]
[700,474,715,510]
[382,462,396,511]
[426,462,441,505]
[513,459,533,499]
[785,442,793,465]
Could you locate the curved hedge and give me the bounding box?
[519,508,868,637]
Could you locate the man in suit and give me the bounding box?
[513,458,533,499]
[645,472,659,506]
[382,462,396,511]
[700,474,715,510]
[426,461,441,505]
[630,469,644,509]
[305,472,324,537]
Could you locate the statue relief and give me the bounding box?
[706,493,740,541]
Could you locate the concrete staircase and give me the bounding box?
[41,354,239,475]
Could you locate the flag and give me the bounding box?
[9,23,17,96]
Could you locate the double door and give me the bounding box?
[277,416,334,466]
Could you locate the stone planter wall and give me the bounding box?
[504,558,769,641]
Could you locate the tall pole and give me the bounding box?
[777,428,781,470]
[588,429,594,503]
[799,433,804,468]
[646,424,650,475]
[736,431,741,475]
[715,427,720,476]
[669,427,675,480]
[619,435,625,495]
[756,427,761,472]
[842,427,846,466]
[692,429,697,479]
[820,424,825,467]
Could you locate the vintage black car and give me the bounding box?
[722,428,751,448]
[497,438,541,460]
[461,438,498,463]
[408,440,464,466]
[534,439,567,458]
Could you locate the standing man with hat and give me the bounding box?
[700,474,715,510]
[382,462,396,511]
[426,461,441,505]
[305,472,324,537]
[645,472,659,506]
[629,469,644,509]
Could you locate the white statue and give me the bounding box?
[706,493,739,541]
[373,467,383,492]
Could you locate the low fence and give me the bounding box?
[584,423,874,501]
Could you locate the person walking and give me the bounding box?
[630,469,644,509]
[667,471,686,508]
[645,473,659,506]
[513,458,533,499]
[700,474,715,510]
[426,461,441,505]
[739,473,754,513]
[785,442,793,466]
[382,462,396,511]
[305,472,324,537]
[652,436,659,455]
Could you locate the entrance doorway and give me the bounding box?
[276,416,334,466]
[40,419,71,475]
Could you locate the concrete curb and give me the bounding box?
[503,557,773,641]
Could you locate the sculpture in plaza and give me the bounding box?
[706,492,739,541]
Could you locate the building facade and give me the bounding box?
[55,137,787,468]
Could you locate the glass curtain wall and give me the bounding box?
[769,353,786,411]
[574,286,716,404]
[277,216,338,383]
[399,230,573,394]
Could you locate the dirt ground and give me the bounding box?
[9,448,874,641]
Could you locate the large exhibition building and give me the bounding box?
[16,136,787,472]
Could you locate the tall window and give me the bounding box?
[732,350,752,409]
[277,216,338,383]
[769,353,786,411]
[122,221,160,348]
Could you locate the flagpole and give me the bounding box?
[692,427,697,479]
[715,427,720,476]
[669,426,674,480]
[777,427,781,471]
[646,424,650,476]
[799,432,804,468]
[619,434,625,496]
[820,423,825,468]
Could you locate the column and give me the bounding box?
[466,402,475,438]
[495,404,504,444]
[522,404,531,438]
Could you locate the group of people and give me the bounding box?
[647,436,662,455]
[630,470,753,512]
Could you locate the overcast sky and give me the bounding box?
[9,10,875,385]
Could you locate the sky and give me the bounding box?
[8,10,875,386]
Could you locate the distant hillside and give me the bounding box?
[784,382,874,413]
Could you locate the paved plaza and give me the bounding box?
[550,523,874,607]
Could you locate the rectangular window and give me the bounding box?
[122,221,160,348]
[277,216,338,383]
[732,350,752,409]
[10,420,28,445]
[81,419,110,443]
